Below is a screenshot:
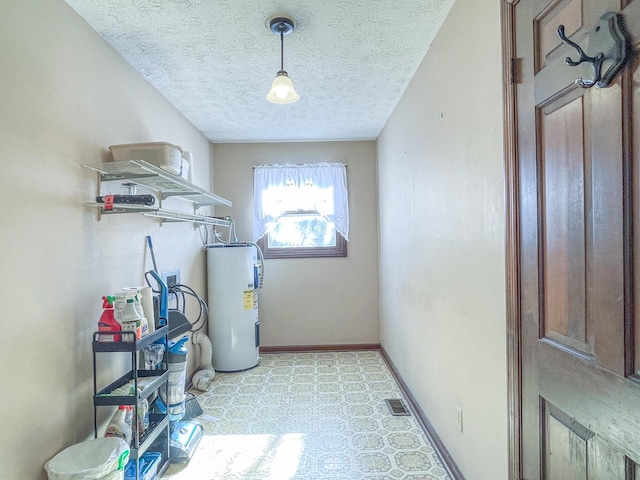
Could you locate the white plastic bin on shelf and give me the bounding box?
[109,142,183,176]
[44,437,130,480]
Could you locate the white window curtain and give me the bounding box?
[253,163,349,242]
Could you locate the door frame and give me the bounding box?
[501,1,522,479]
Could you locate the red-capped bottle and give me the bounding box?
[98,295,122,342]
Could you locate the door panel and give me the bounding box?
[590,81,625,375]
[587,436,627,480]
[537,340,640,463]
[545,410,630,480]
[540,94,589,353]
[543,402,589,480]
[536,0,583,70]
[515,0,640,478]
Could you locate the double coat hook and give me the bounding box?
[556,12,628,88]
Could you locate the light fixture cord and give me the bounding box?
[280,31,284,71]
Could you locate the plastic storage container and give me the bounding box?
[44,437,129,480]
[109,142,183,176]
[123,451,161,480]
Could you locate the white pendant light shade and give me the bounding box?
[267,70,299,104]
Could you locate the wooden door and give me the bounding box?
[513,0,640,478]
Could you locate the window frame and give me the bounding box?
[257,230,348,259]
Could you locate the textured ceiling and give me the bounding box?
[64,0,455,143]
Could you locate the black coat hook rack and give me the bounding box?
[557,12,629,88]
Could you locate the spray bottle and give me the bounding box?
[98,296,121,342]
[133,293,149,338]
[120,298,142,341]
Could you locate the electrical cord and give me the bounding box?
[200,217,236,247]
[228,218,237,243]
[168,283,209,333]
[144,272,209,333]
[198,224,209,246]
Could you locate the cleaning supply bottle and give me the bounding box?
[124,405,133,434]
[120,298,142,341]
[121,288,148,336]
[112,293,126,324]
[98,296,121,342]
[129,387,149,438]
[140,395,149,432]
[131,293,149,338]
[105,406,132,444]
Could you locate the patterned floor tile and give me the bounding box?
[162,351,451,480]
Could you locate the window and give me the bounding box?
[253,163,349,259]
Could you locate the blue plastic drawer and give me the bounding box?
[124,451,161,480]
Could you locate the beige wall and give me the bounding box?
[211,142,380,347]
[377,0,508,478]
[1,1,218,478]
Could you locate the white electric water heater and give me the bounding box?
[206,243,262,372]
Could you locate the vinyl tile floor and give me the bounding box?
[163,351,452,480]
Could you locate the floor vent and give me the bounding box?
[385,398,411,416]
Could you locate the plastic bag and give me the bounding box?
[44,437,130,480]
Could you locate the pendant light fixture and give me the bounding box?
[266,17,299,104]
